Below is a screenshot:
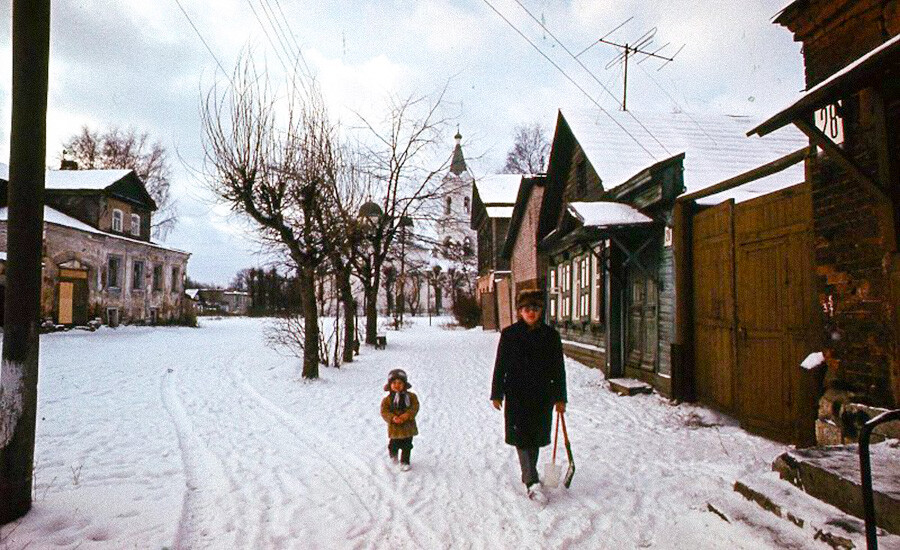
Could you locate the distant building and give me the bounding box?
[0,164,191,326]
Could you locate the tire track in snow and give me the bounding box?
[224,362,449,550]
[160,366,245,549]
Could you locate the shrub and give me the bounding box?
[451,293,481,328]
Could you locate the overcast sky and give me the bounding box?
[0,0,804,285]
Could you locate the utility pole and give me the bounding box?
[0,0,51,524]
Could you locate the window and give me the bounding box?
[549,267,557,290]
[152,264,163,291]
[107,255,122,288]
[464,196,470,214]
[171,266,180,293]
[132,260,145,292]
[112,209,123,232]
[131,213,141,237]
[580,258,590,318]
[445,196,452,215]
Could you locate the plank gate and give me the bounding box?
[692,182,819,445]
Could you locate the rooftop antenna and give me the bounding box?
[578,19,683,111]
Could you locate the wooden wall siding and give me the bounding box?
[493,218,511,271]
[658,232,676,377]
[693,201,736,413]
[780,0,900,88]
[562,144,604,204]
[477,223,493,275]
[45,193,102,229]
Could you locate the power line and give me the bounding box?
[510,0,671,156]
[268,0,314,79]
[245,0,291,75]
[172,0,231,80]
[479,0,657,160]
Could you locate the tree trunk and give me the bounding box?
[0,0,50,525]
[365,265,382,345]
[298,269,319,379]
[339,266,355,364]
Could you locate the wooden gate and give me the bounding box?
[692,183,817,444]
[693,201,736,413]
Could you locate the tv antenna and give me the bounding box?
[576,19,684,111]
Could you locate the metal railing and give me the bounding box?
[859,408,900,550]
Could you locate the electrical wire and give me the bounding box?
[511,0,671,156]
[480,0,657,160]
[172,0,231,80]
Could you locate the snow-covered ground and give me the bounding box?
[0,316,802,549]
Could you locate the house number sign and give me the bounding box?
[816,102,844,144]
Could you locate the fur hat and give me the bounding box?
[516,289,545,309]
[384,368,411,391]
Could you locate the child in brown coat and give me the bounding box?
[380,369,419,471]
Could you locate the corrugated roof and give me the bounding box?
[485,206,515,219]
[560,108,808,195]
[474,174,522,205]
[567,202,653,227]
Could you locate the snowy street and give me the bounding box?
[1,317,802,549]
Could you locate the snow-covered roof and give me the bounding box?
[485,206,514,219]
[0,162,133,191]
[473,174,522,205]
[567,202,653,228]
[560,108,808,195]
[0,206,189,255]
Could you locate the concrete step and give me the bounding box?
[707,471,900,549]
[607,377,653,396]
[773,441,900,536]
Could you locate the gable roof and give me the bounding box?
[560,108,808,196]
[473,174,523,205]
[0,164,157,210]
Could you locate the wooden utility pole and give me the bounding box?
[0,0,51,524]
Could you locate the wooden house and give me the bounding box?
[499,175,547,327]
[471,174,522,330]
[0,165,191,326]
[747,0,900,444]
[538,108,807,399]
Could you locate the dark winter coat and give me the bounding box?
[381,391,420,439]
[491,320,567,448]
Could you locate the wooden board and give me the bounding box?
[692,201,736,413]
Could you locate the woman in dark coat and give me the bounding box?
[491,289,566,502]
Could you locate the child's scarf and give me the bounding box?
[389,391,411,413]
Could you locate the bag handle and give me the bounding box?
[551,410,561,464]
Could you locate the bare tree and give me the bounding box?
[61,126,177,238]
[352,90,453,344]
[501,123,550,175]
[201,59,339,379]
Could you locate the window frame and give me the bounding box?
[132,260,145,292]
[107,255,122,289]
[112,209,123,232]
[130,213,141,237]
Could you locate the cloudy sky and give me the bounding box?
[0,0,804,285]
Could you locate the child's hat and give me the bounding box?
[384,368,411,391]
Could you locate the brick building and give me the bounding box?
[500,175,547,328]
[0,165,191,327]
[471,173,522,330]
[749,0,900,443]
